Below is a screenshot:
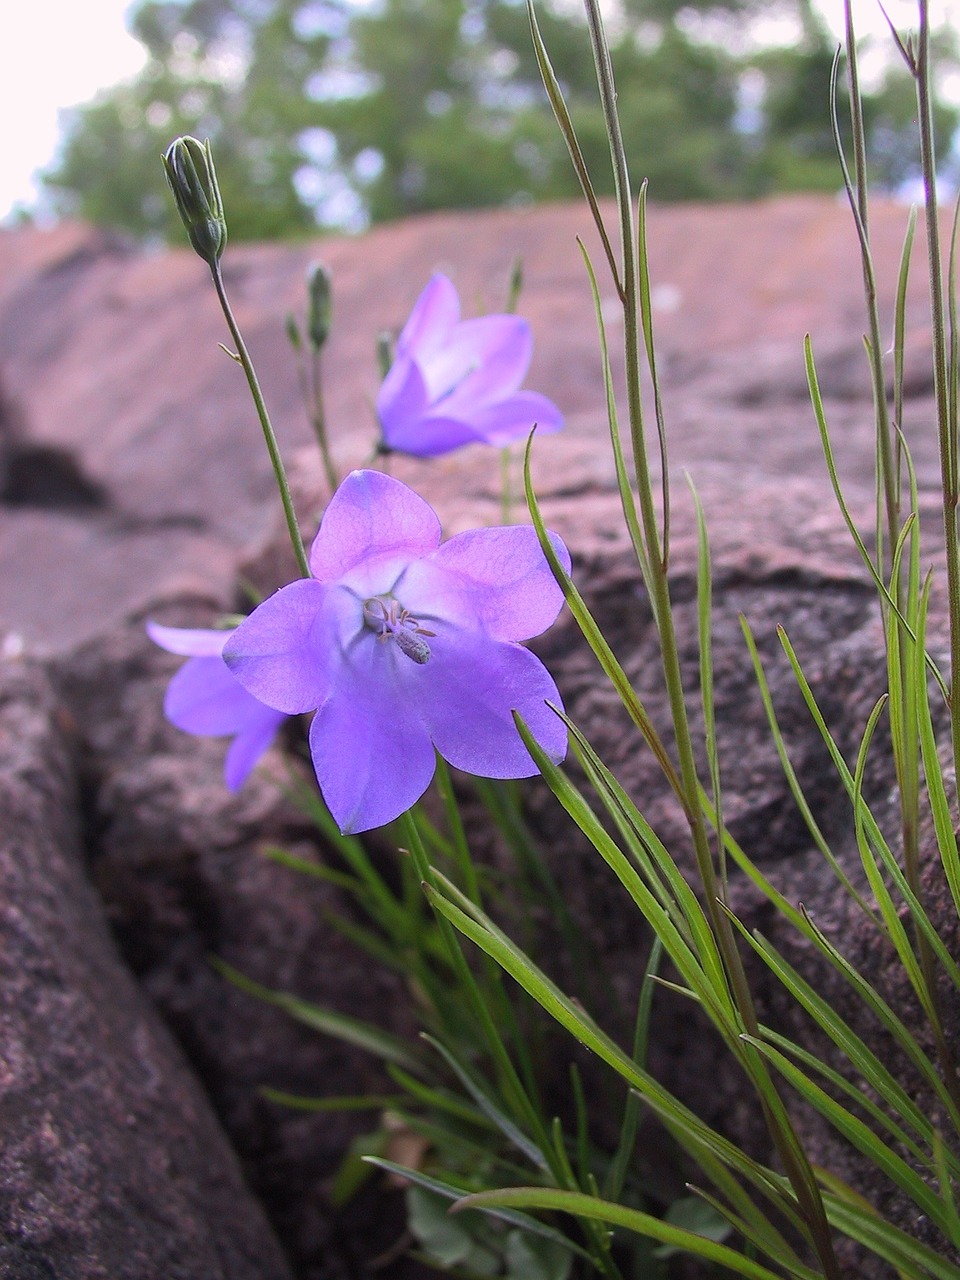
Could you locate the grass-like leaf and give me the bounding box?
[526,0,620,300]
[452,1187,821,1280]
[742,1033,955,1238]
[364,1159,595,1264]
[210,956,424,1070]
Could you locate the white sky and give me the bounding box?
[2,0,146,221]
[0,0,953,224]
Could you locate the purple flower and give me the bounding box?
[147,622,288,791]
[376,273,563,457]
[222,469,568,834]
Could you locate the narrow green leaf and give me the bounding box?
[364,1159,595,1263]
[577,237,651,590]
[210,956,423,1071]
[453,1188,819,1280]
[821,1187,960,1279]
[522,432,683,802]
[421,876,801,1225]
[423,1035,548,1171]
[526,0,621,299]
[742,1035,953,1235]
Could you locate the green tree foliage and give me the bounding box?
[41,0,959,242]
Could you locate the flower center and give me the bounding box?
[362,595,435,665]
[432,360,479,407]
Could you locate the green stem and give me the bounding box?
[582,1,841,1271]
[842,3,901,572]
[211,263,310,578]
[916,0,960,802]
[499,446,512,524]
[309,347,339,495]
[912,0,960,1118]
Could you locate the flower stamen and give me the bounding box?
[363,595,434,664]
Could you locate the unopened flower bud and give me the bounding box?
[376,330,394,381]
[306,263,332,351]
[162,136,227,266]
[285,312,302,352]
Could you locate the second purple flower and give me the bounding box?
[376,273,563,457]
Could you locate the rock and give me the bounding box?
[0,655,294,1279]
[0,195,946,654]
[55,614,424,1279]
[1,195,956,1277]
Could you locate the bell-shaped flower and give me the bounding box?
[223,469,569,834]
[376,273,563,457]
[148,622,287,791]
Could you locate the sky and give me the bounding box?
[2,0,146,221]
[1,0,954,224]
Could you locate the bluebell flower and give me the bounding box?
[148,622,287,790]
[223,469,568,833]
[377,274,563,457]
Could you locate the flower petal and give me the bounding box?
[395,273,460,359]
[224,579,351,714]
[308,470,441,585]
[147,622,229,657]
[402,525,570,641]
[458,390,564,447]
[376,353,428,437]
[164,654,274,736]
[421,315,531,412]
[418,627,567,777]
[224,708,286,791]
[379,412,486,458]
[309,638,436,833]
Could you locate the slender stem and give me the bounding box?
[842,2,901,571]
[309,347,339,495]
[210,263,310,578]
[582,2,841,1270]
[912,0,960,1116]
[499,446,512,524]
[917,0,960,799]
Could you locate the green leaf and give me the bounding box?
[454,1187,820,1280]
[652,1194,733,1259]
[364,1159,594,1262]
[504,1227,573,1280]
[407,1186,500,1274]
[209,957,423,1071]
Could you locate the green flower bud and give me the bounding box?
[376,329,394,381]
[285,312,303,352]
[162,136,227,266]
[306,262,332,351]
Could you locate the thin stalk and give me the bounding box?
[916,0,960,798]
[837,16,900,567]
[909,0,960,1114]
[500,445,512,524]
[210,262,310,578]
[581,1,841,1269]
[398,812,549,1157]
[309,347,338,494]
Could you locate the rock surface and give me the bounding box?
[0,196,955,1278]
[0,656,294,1279]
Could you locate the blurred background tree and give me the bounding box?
[41,0,960,242]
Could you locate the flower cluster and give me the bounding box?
[152,471,568,833]
[376,273,563,457]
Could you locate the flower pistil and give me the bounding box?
[362,595,435,665]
